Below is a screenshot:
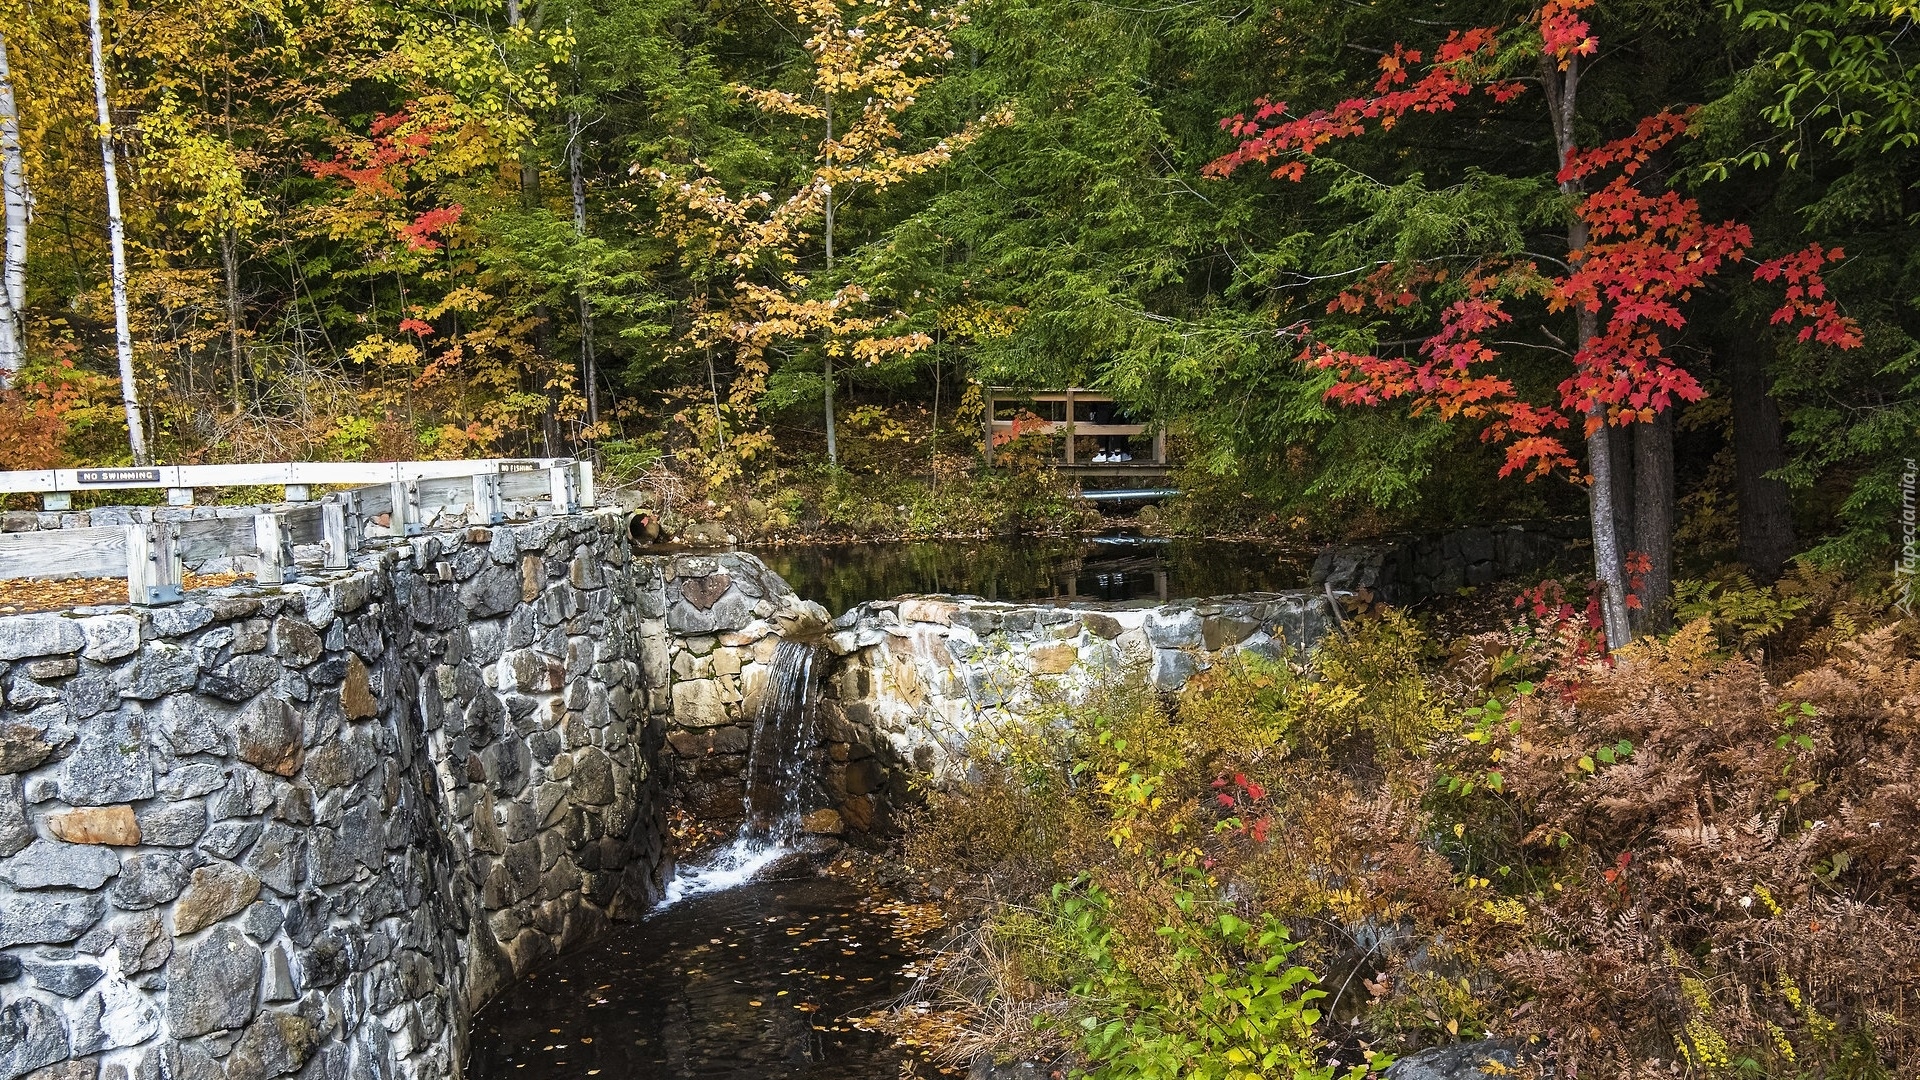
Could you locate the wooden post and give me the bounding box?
[320,498,349,570]
[388,480,421,537]
[471,472,503,525]
[1153,423,1167,466]
[126,521,183,605]
[981,385,995,465]
[284,484,311,503]
[573,460,596,508]
[253,512,291,585]
[547,465,574,515]
[166,487,193,507]
[42,492,69,511]
[1064,389,1076,465]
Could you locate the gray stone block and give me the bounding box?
[106,853,189,911]
[0,996,71,1078]
[0,614,86,661]
[165,924,261,1038]
[1,839,120,890]
[0,891,104,946]
[134,802,207,847]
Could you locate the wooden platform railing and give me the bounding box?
[0,458,594,606]
[981,388,1166,468]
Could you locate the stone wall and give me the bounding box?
[812,591,1340,833]
[0,511,665,1080]
[1309,520,1589,605]
[639,553,830,826]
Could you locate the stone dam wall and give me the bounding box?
[0,516,803,1080]
[0,518,1347,1080]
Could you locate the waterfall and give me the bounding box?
[660,636,828,905]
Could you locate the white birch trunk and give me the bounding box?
[0,30,28,388]
[822,98,837,466]
[89,0,148,463]
[1544,54,1629,647]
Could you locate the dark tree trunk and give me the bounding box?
[1727,336,1797,581]
[1609,423,1636,567]
[1632,409,1675,633]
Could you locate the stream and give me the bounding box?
[465,870,929,1080]
[468,535,1303,1078]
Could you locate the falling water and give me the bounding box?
[661,636,828,905]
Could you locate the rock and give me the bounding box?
[200,819,262,860]
[341,656,377,719]
[460,564,521,618]
[269,617,322,667]
[155,697,226,756]
[159,1043,224,1080]
[80,616,140,663]
[133,802,206,847]
[0,891,104,946]
[1028,642,1078,674]
[1081,613,1125,639]
[108,853,190,911]
[1383,1041,1523,1080]
[679,572,733,612]
[47,806,141,846]
[224,1010,318,1080]
[23,956,105,997]
[261,943,295,1000]
[56,708,153,807]
[670,679,730,727]
[0,839,121,890]
[801,808,845,835]
[570,746,614,805]
[116,642,198,700]
[0,997,70,1079]
[0,613,86,661]
[242,901,283,943]
[235,696,303,776]
[0,953,17,981]
[172,863,263,935]
[244,823,305,896]
[1144,607,1202,649]
[199,654,282,703]
[0,718,56,774]
[0,775,29,857]
[147,602,214,639]
[165,924,261,1037]
[1150,648,1199,691]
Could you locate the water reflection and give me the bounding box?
[467,875,921,1079]
[754,534,1311,614]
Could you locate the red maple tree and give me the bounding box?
[1205,0,1860,643]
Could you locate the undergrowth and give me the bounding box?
[894,577,1919,1079]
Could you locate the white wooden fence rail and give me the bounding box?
[0,459,595,605]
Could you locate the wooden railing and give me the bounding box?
[981,388,1166,468]
[0,458,595,606]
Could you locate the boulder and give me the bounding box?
[165,924,261,1038]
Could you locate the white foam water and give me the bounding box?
[658,837,793,906]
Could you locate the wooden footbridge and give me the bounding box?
[0,458,593,605]
[981,387,1170,483]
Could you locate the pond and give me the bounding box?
[466,869,930,1080]
[754,534,1312,614]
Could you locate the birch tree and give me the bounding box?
[87,0,148,463]
[0,28,26,388]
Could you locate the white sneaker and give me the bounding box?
[1091,451,1110,463]
[1115,451,1132,462]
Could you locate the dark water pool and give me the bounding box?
[466,873,924,1079]
[754,534,1311,613]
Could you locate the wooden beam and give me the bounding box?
[0,526,126,580]
[320,500,349,570]
[0,458,576,495]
